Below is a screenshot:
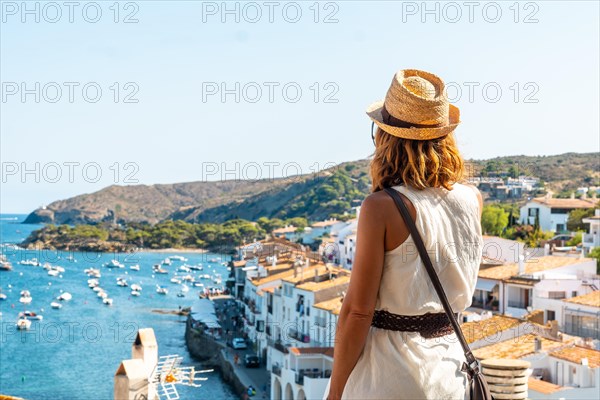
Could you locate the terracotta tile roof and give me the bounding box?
[273,226,297,234]
[296,275,351,292]
[564,291,600,308]
[472,334,566,361]
[261,286,276,294]
[531,197,597,209]
[281,264,331,284]
[313,296,344,315]
[460,315,522,344]
[232,260,247,268]
[477,256,591,281]
[249,268,298,286]
[549,345,600,368]
[289,347,334,357]
[311,219,339,228]
[527,377,566,395]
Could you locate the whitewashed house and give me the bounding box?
[520,194,597,232]
[475,255,597,317]
[582,209,600,255]
[271,347,333,400]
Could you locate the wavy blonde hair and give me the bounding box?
[370,128,465,192]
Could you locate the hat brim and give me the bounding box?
[366,100,460,140]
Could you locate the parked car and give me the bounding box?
[244,355,260,368]
[232,337,247,350]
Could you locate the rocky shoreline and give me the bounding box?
[184,315,248,398]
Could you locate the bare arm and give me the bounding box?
[326,194,387,399]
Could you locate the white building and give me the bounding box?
[582,209,600,255]
[271,347,333,400]
[474,255,598,318]
[520,194,597,232]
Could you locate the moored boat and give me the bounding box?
[18,311,43,321]
[50,302,62,309]
[16,317,32,330]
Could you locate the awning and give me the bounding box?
[475,279,497,292]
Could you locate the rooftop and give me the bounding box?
[273,226,297,234]
[289,347,334,357]
[296,274,351,292]
[477,256,591,281]
[311,219,339,228]
[248,267,298,286]
[527,377,566,395]
[564,291,600,308]
[281,264,332,284]
[549,345,600,368]
[472,334,566,361]
[460,315,522,344]
[313,296,344,315]
[531,197,597,209]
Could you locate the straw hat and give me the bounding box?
[366,69,460,140]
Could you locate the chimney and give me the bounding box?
[534,337,542,352]
[518,254,525,275]
[114,359,149,400]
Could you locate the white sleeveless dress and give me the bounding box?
[322,184,483,400]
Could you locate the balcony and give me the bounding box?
[288,329,311,343]
[315,316,327,327]
[507,300,529,309]
[267,338,289,354]
[271,364,282,377]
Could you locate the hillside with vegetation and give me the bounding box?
[23,153,598,226]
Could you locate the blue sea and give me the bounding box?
[0,214,236,399]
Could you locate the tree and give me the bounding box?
[567,208,596,231]
[481,205,509,236]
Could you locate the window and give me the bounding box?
[556,224,565,232]
[571,291,578,297]
[548,291,566,299]
[547,310,556,322]
[528,208,539,217]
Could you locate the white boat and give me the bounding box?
[88,279,99,288]
[0,293,6,300]
[19,258,40,267]
[98,291,108,299]
[176,292,185,297]
[170,278,182,284]
[116,278,128,287]
[189,264,203,271]
[131,290,141,297]
[105,259,125,268]
[193,282,205,288]
[50,302,62,309]
[178,265,191,273]
[130,265,140,271]
[18,311,43,321]
[130,284,142,292]
[19,296,32,304]
[103,298,113,306]
[0,260,13,271]
[153,265,168,274]
[156,286,168,295]
[180,284,189,293]
[57,292,72,301]
[169,255,188,262]
[162,258,172,266]
[54,266,65,273]
[16,317,32,330]
[93,286,103,292]
[182,275,194,282]
[47,269,59,277]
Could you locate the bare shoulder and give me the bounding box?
[362,189,416,218]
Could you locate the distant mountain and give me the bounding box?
[23,153,598,225]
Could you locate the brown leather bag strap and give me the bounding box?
[384,187,479,372]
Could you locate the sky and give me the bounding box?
[1,0,599,213]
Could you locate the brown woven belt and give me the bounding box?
[371,309,458,339]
